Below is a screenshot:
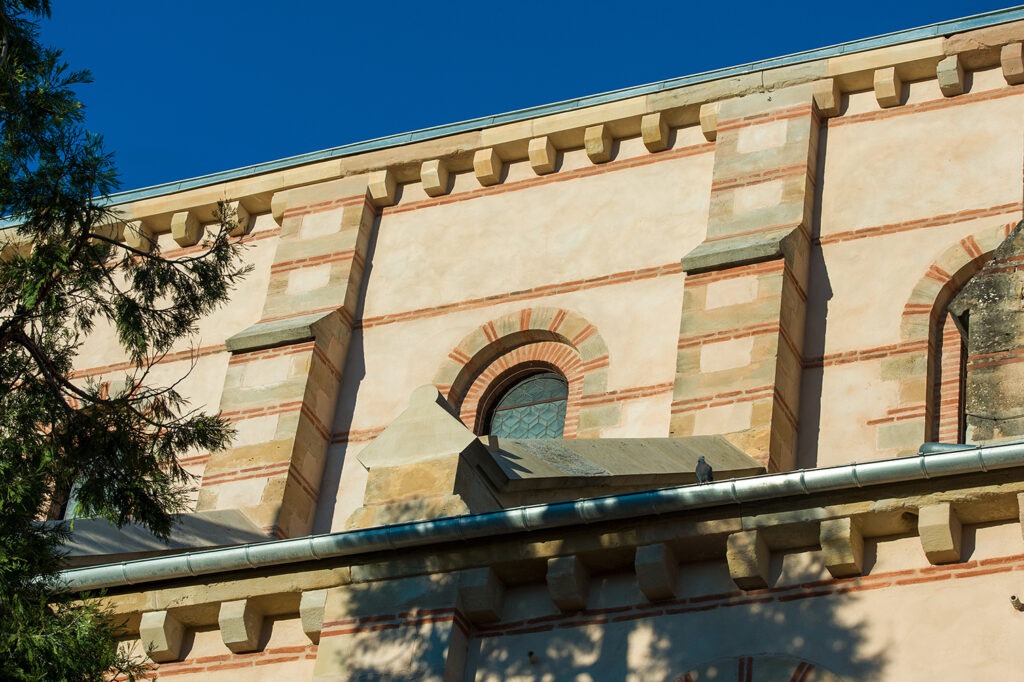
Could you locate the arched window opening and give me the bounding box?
[930,308,967,444]
[486,370,568,439]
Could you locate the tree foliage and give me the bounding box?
[0,2,248,677]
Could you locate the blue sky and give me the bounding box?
[41,2,1020,192]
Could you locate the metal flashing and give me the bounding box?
[57,440,1024,593]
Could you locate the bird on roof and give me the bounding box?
[696,456,713,484]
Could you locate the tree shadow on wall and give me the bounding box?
[328,539,886,681]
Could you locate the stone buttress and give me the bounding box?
[197,176,375,538]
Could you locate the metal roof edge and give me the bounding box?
[91,5,1024,206]
[55,440,1024,593]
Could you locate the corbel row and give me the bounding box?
[139,589,327,663]
[363,109,680,208]
[458,494,1014,626]
[362,44,1024,210]
[103,199,255,255]
[873,42,1022,109]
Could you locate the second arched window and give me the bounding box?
[486,371,568,439]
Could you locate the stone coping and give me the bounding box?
[481,435,764,492]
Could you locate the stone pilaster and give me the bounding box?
[672,84,816,472]
[198,176,375,538]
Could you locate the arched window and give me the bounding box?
[486,371,568,439]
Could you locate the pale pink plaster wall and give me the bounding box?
[809,83,1024,465]
[469,522,1024,681]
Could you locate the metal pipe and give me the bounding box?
[57,441,1024,593]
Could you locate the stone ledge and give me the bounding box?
[680,226,802,274]
[225,310,340,354]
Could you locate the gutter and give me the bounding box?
[58,440,1024,593]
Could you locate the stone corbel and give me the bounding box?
[473,147,504,186]
[919,502,963,565]
[635,543,680,601]
[91,218,126,243]
[457,567,506,623]
[820,516,865,577]
[528,136,557,175]
[300,589,328,644]
[873,66,903,108]
[812,78,842,118]
[171,210,203,247]
[547,555,589,612]
[641,112,669,152]
[219,598,264,653]
[726,529,771,589]
[368,168,397,207]
[270,192,289,226]
[698,102,719,141]
[936,54,965,97]
[122,219,156,254]
[421,159,451,197]
[584,124,613,164]
[1002,42,1024,85]
[139,610,186,663]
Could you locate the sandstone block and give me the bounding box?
[918,502,962,564]
[820,517,865,577]
[641,112,669,152]
[270,192,288,226]
[123,220,156,254]
[936,54,965,96]
[219,598,264,653]
[368,168,397,207]
[584,124,613,163]
[528,136,557,175]
[457,568,505,623]
[223,200,251,237]
[1003,42,1024,84]
[812,78,841,118]
[171,210,202,247]
[473,147,504,186]
[421,159,450,197]
[726,529,771,589]
[699,102,719,141]
[92,218,125,243]
[635,543,679,601]
[547,555,589,611]
[300,589,328,644]
[140,610,185,663]
[874,67,903,108]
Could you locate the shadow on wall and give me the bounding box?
[798,120,833,470]
[328,551,884,681]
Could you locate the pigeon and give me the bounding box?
[696,456,713,484]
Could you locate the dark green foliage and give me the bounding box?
[0,2,248,677]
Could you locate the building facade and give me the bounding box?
[59,8,1024,680]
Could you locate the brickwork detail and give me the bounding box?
[674,88,818,472]
[198,180,375,538]
[434,308,613,438]
[889,222,1015,451]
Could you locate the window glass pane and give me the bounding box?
[489,373,567,439]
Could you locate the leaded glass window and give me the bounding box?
[488,372,568,439]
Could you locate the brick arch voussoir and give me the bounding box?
[433,307,611,436]
[458,341,586,435]
[900,224,1012,343]
[891,222,1014,448]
